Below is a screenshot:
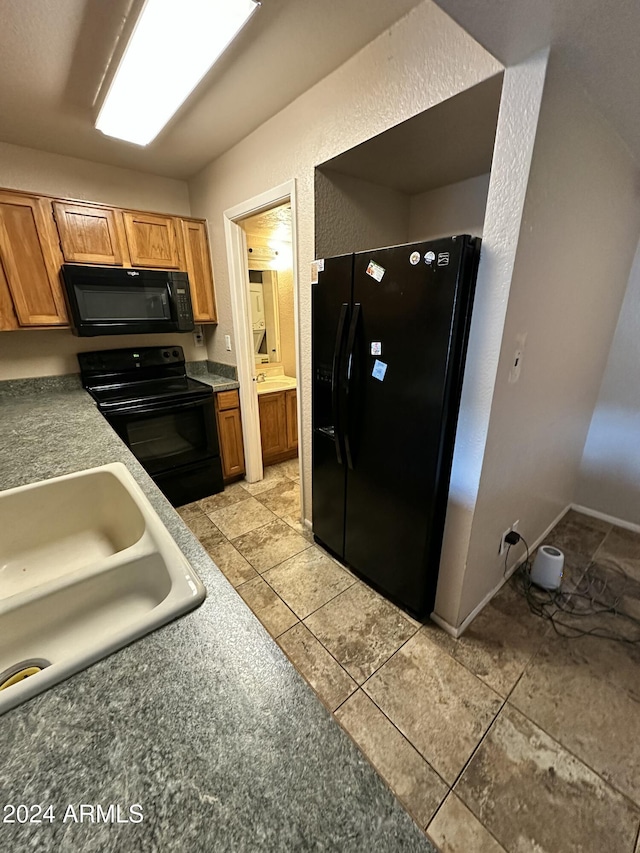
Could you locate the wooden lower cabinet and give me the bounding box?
[259,389,298,466]
[215,390,245,482]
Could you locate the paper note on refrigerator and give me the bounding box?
[372,359,388,381]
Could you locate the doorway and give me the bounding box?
[223,181,303,516]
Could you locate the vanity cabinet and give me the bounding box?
[258,389,298,466]
[0,191,67,329]
[215,389,246,482]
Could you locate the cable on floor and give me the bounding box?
[505,534,640,645]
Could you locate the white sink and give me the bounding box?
[0,463,206,715]
[256,375,297,395]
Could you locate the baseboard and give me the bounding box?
[571,503,640,535]
[431,502,572,638]
[303,518,313,532]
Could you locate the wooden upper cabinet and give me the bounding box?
[180,218,217,323]
[0,193,67,326]
[122,211,180,268]
[53,201,124,265]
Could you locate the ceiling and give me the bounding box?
[434,0,640,164]
[318,75,503,195]
[241,203,292,241]
[0,0,423,180]
[1,0,639,182]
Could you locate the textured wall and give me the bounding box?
[0,331,202,381]
[576,238,640,525]
[433,49,549,627]
[0,141,197,380]
[189,0,503,521]
[454,57,640,625]
[408,173,491,241]
[315,169,410,258]
[0,140,191,214]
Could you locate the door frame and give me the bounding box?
[223,180,303,495]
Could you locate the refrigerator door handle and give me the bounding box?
[343,302,361,470]
[331,303,349,464]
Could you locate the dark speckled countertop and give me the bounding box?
[0,379,434,853]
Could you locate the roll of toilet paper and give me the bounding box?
[530,545,564,590]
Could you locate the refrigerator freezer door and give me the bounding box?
[344,237,477,616]
[312,253,353,558]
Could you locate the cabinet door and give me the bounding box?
[0,193,67,326]
[285,389,298,450]
[53,202,124,265]
[216,406,246,481]
[0,258,19,330]
[258,391,288,462]
[180,219,217,323]
[122,211,180,268]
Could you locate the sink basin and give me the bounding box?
[0,463,206,715]
[256,375,297,395]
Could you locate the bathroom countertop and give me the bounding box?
[0,382,434,853]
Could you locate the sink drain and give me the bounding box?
[0,659,51,691]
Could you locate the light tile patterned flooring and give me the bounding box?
[178,468,640,853]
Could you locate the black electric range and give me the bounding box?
[78,346,224,506]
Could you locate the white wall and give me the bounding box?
[433,50,549,628]
[408,173,490,241]
[0,140,190,213]
[315,169,410,258]
[576,239,640,525]
[0,141,199,379]
[189,0,503,520]
[449,58,640,626]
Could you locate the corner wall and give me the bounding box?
[450,58,640,626]
[408,173,490,241]
[315,169,410,258]
[433,49,549,627]
[576,238,640,526]
[0,141,197,379]
[188,0,503,519]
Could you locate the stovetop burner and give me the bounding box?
[78,345,212,412]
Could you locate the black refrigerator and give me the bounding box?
[312,235,480,619]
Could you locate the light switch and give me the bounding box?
[225,334,232,352]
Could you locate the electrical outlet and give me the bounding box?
[499,519,520,555]
[192,325,204,347]
[224,334,232,352]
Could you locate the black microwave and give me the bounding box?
[61,264,195,337]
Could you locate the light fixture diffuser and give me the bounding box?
[96,0,259,146]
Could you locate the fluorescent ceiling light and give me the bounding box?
[96,0,259,146]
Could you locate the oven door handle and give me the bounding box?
[103,396,212,418]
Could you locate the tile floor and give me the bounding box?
[178,471,640,853]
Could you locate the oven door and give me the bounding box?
[105,396,219,477]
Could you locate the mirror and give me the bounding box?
[249,269,281,365]
[241,201,296,377]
